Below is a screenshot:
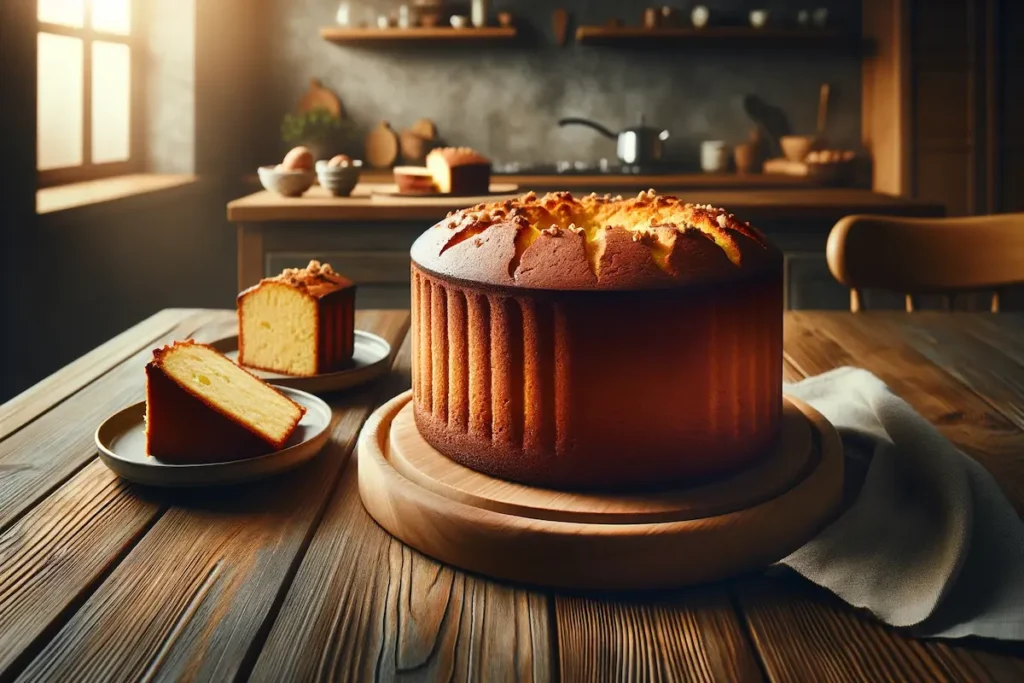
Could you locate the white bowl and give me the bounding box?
[258,165,314,197]
[450,15,468,29]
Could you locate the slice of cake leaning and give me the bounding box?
[145,340,306,463]
[238,260,357,376]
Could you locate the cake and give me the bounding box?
[425,147,491,195]
[145,340,306,463]
[394,166,437,194]
[409,190,784,490]
[238,260,356,376]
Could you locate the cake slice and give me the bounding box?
[145,340,306,463]
[238,260,356,376]
[426,147,491,195]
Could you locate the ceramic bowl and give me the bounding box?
[316,159,363,197]
[780,135,816,163]
[258,165,315,197]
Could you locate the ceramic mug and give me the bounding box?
[701,140,730,173]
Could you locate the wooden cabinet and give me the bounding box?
[863,0,1023,215]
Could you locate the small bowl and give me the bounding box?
[258,165,315,197]
[316,159,363,197]
[780,135,816,162]
[449,14,468,29]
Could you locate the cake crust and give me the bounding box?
[411,190,782,290]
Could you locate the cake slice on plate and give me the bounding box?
[145,340,306,463]
[426,147,491,195]
[238,260,357,376]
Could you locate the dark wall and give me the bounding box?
[262,0,863,166]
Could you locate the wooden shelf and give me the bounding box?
[575,26,864,50]
[320,26,517,43]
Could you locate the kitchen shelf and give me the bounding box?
[575,26,866,50]
[320,26,517,43]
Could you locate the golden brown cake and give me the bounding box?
[145,340,306,463]
[426,147,491,195]
[238,260,356,376]
[410,190,784,490]
[394,166,438,194]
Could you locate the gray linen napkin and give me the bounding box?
[782,367,1024,641]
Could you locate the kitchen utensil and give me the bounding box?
[497,11,513,27]
[734,142,759,174]
[358,390,843,589]
[749,9,769,28]
[471,0,488,27]
[397,4,412,28]
[557,115,670,166]
[399,130,432,164]
[409,118,438,140]
[780,134,815,162]
[643,7,660,29]
[553,9,569,46]
[742,94,792,157]
[817,83,831,138]
[315,158,363,196]
[700,140,730,173]
[691,5,710,28]
[258,166,315,197]
[450,14,468,28]
[297,78,343,118]
[365,121,400,168]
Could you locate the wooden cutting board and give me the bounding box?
[365,121,400,168]
[358,391,844,590]
[369,182,519,205]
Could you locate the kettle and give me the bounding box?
[558,114,670,165]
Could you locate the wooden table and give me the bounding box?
[227,185,944,310]
[2,309,1022,681]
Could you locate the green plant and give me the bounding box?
[281,107,346,146]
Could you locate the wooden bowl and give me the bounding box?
[780,135,816,163]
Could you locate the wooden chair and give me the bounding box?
[826,213,1024,312]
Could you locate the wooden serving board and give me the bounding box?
[357,391,844,590]
[369,183,519,204]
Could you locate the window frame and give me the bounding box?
[37,0,144,188]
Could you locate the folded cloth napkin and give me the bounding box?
[781,367,1024,641]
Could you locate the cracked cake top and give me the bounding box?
[410,190,782,290]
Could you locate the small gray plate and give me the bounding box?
[95,386,332,487]
[209,330,391,395]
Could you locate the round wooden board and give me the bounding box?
[358,391,844,590]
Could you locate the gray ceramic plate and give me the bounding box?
[95,386,332,487]
[209,330,391,395]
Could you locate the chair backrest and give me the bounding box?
[826,213,1024,312]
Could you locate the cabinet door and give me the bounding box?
[784,253,850,310]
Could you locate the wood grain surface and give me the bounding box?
[226,186,943,224]
[251,337,553,682]
[2,309,1023,682]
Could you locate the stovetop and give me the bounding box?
[492,160,686,176]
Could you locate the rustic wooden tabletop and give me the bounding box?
[1,309,1023,682]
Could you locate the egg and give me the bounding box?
[281,146,314,172]
[327,154,352,168]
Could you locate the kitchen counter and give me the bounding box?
[227,184,944,224]
[228,182,945,310]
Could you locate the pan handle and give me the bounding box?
[557,117,618,140]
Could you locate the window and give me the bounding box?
[37,0,139,186]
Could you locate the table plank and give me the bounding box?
[735,312,1024,683]
[785,312,1024,514]
[0,310,224,530]
[0,461,164,679]
[10,311,409,683]
[738,574,1024,683]
[556,590,765,683]
[882,314,1024,431]
[250,336,553,682]
[0,308,191,440]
